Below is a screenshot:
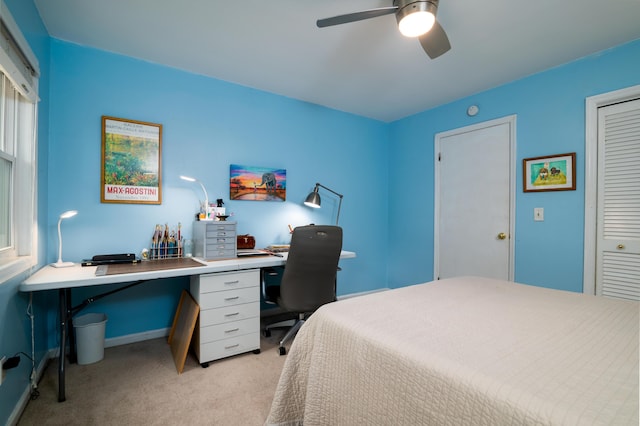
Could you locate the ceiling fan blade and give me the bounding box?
[317,7,398,28]
[418,20,451,59]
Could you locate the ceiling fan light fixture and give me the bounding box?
[317,0,451,59]
[396,0,438,38]
[398,11,435,37]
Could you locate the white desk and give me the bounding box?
[20,251,355,402]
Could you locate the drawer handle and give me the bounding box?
[224,296,240,301]
[225,328,240,333]
[224,280,240,285]
[225,344,240,350]
[224,312,240,317]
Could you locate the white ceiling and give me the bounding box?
[34,0,640,122]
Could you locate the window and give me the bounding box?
[0,1,39,278]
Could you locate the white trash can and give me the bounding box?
[73,313,108,365]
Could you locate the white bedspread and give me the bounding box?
[266,276,639,425]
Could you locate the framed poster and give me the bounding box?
[229,164,286,201]
[523,152,576,192]
[101,116,162,204]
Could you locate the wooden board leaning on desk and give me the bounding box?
[168,290,200,374]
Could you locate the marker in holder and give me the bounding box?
[148,222,184,260]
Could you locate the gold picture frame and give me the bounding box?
[101,116,162,204]
[523,152,576,192]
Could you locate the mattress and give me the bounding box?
[266,276,639,425]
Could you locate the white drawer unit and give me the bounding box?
[190,269,260,366]
[193,221,237,260]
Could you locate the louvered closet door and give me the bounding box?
[596,99,640,300]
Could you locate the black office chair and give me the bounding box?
[262,225,343,355]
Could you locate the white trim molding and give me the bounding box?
[434,115,516,282]
[583,84,640,294]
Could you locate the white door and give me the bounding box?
[434,116,515,280]
[595,99,640,300]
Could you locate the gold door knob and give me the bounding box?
[498,233,507,240]
[617,244,625,250]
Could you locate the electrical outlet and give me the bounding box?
[0,356,6,386]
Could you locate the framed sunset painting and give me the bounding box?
[229,164,286,201]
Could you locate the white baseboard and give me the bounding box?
[261,288,390,318]
[104,327,170,348]
[337,288,389,300]
[44,327,172,357]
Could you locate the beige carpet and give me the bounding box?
[18,330,288,425]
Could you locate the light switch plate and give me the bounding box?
[534,207,544,221]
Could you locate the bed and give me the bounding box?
[266,276,639,425]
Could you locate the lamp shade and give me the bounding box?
[304,189,321,208]
[304,183,343,225]
[59,210,78,220]
[52,210,78,268]
[181,175,210,219]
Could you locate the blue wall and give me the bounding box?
[46,39,389,342]
[1,0,639,421]
[388,39,640,291]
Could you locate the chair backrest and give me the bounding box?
[278,225,343,313]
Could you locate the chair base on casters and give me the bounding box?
[264,313,305,355]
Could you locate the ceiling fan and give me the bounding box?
[317,0,451,59]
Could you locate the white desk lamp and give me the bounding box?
[180,175,211,220]
[52,210,78,268]
[304,183,344,225]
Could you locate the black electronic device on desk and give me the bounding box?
[81,253,138,267]
[237,249,273,257]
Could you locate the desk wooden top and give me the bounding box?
[103,257,204,275]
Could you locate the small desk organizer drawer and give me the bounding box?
[205,225,236,238]
[193,221,237,260]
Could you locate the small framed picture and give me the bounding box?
[101,116,162,204]
[229,164,286,201]
[523,152,576,192]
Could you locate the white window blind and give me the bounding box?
[0,0,39,102]
[0,0,38,277]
